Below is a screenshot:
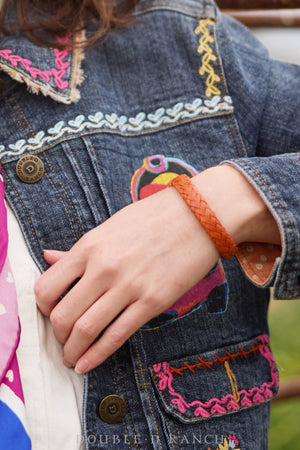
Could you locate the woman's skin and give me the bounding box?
[34,164,281,374]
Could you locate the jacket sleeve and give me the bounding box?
[216,12,300,300]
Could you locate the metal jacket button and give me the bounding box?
[16,155,44,183]
[99,394,126,424]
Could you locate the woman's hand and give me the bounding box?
[34,165,280,373]
[34,181,219,373]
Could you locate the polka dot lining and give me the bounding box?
[236,242,282,286]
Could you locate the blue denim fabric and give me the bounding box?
[0,0,299,448]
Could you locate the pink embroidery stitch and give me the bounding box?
[0,36,71,90]
[152,335,278,419]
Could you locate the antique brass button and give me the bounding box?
[16,155,44,183]
[99,394,126,424]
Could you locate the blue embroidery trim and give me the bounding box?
[0,96,233,160]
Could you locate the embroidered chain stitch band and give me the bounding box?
[169,174,238,259]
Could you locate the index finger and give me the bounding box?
[34,249,85,315]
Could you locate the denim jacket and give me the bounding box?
[0,0,299,448]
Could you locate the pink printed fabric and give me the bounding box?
[0,167,31,449]
[0,170,7,273]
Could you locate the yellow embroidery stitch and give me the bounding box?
[224,360,240,403]
[194,18,221,97]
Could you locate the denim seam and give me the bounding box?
[212,17,246,158]
[213,9,247,158]
[43,154,84,235]
[173,420,184,450]
[66,30,86,99]
[44,171,78,241]
[87,136,103,183]
[134,1,211,18]
[235,162,296,296]
[222,114,240,159]
[117,363,141,450]
[263,402,270,450]
[162,416,176,450]
[65,38,75,97]
[65,141,102,224]
[86,136,113,218]
[12,96,84,237]
[230,112,247,157]
[108,358,132,449]
[12,92,36,138]
[133,334,163,449]
[3,171,43,258]
[82,373,89,450]
[89,375,96,450]
[135,7,206,19]
[4,97,30,141]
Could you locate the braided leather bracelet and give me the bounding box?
[169,174,238,259]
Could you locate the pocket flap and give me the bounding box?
[150,335,278,423]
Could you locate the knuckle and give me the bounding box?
[118,278,133,296]
[74,318,95,340]
[34,278,48,301]
[143,291,163,310]
[99,256,121,278]
[76,232,98,256]
[50,308,69,331]
[107,326,127,347]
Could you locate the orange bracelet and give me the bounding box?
[169,174,238,259]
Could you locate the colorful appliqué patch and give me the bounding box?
[141,262,228,330]
[130,154,198,202]
[130,155,229,330]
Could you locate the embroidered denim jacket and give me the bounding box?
[0,0,299,448]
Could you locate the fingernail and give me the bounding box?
[75,358,89,374]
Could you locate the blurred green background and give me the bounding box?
[268,297,300,449]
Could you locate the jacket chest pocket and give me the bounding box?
[148,335,278,449]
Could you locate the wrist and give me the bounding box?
[191,165,281,246]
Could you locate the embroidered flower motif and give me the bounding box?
[228,435,240,448]
[216,435,240,450]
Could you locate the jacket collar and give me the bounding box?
[0,31,85,104]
